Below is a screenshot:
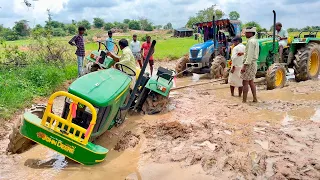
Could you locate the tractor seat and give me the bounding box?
[157,67,173,81]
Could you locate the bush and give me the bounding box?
[104,22,115,31]
[128,20,141,30]
[65,24,77,35]
[93,18,105,28]
[145,24,153,31]
[52,28,67,37]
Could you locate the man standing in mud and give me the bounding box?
[241,27,259,103]
[106,31,115,52]
[141,36,155,75]
[69,26,86,77]
[229,36,245,97]
[130,34,142,68]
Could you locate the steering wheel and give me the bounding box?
[97,41,120,55]
[114,63,136,77]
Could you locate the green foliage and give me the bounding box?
[45,20,65,29]
[13,20,30,37]
[163,23,173,30]
[104,22,115,31]
[243,21,262,32]
[116,23,129,32]
[52,28,67,37]
[186,5,224,28]
[64,24,77,35]
[229,11,240,20]
[139,18,153,31]
[123,19,131,24]
[145,24,153,31]
[0,28,19,41]
[128,20,141,30]
[77,20,91,30]
[93,18,105,28]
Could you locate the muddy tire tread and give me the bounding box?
[294,42,320,82]
[210,55,226,79]
[266,64,287,90]
[6,105,46,154]
[175,56,190,78]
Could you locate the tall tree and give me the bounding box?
[128,20,141,30]
[77,20,91,30]
[123,19,131,24]
[229,11,240,20]
[104,22,115,31]
[244,21,262,32]
[186,5,224,28]
[93,18,105,28]
[163,22,173,30]
[13,20,30,36]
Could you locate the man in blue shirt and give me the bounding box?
[106,31,114,52]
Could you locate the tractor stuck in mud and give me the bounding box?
[6,40,176,165]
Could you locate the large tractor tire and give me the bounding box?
[266,64,287,90]
[175,55,190,78]
[294,42,320,82]
[142,92,169,115]
[7,105,46,154]
[210,55,227,79]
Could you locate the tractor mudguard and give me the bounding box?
[144,76,173,97]
[86,50,115,69]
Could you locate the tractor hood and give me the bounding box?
[190,40,214,50]
[68,69,131,107]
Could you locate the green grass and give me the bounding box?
[0,63,77,119]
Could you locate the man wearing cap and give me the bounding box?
[241,27,259,103]
[275,22,288,63]
[229,36,245,97]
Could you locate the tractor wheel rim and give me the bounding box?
[309,51,320,76]
[275,69,283,87]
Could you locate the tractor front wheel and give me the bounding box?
[175,55,190,78]
[210,55,226,79]
[294,42,320,82]
[7,105,46,154]
[266,64,287,90]
[142,92,169,115]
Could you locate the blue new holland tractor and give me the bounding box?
[175,16,241,78]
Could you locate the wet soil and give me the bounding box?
[1,62,320,179]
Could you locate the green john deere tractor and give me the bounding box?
[226,10,320,90]
[7,40,175,165]
[84,41,120,73]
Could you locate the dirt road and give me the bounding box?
[1,63,320,179]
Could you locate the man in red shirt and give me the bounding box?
[141,36,155,75]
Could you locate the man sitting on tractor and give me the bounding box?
[107,39,137,89]
[275,22,289,63]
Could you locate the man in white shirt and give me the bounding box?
[229,36,246,97]
[130,34,142,68]
[275,22,289,63]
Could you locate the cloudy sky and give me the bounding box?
[0,0,319,29]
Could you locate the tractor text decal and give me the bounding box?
[37,132,76,154]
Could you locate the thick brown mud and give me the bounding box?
[1,62,320,179]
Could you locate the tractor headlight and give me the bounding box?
[197,49,203,58]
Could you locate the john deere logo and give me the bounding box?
[37,132,46,139]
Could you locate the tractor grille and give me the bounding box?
[190,50,199,59]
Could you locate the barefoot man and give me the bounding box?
[241,27,259,103]
[229,36,245,97]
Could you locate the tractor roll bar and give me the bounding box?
[213,15,217,57]
[120,40,156,111]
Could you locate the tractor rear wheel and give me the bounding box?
[142,92,169,115]
[7,105,46,154]
[294,42,320,82]
[175,55,190,78]
[210,55,226,79]
[266,64,287,90]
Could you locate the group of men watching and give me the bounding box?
[228,22,288,103]
[68,28,155,82]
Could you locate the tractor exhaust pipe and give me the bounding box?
[272,10,276,57]
[120,40,156,111]
[213,15,217,57]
